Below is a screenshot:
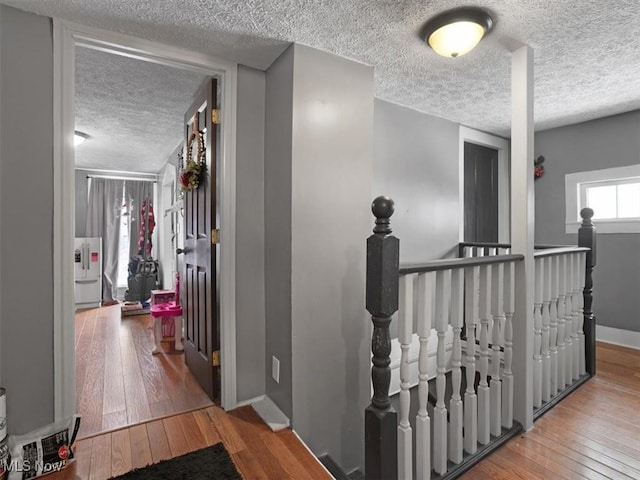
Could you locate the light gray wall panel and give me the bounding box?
[290,44,373,472]
[235,65,266,402]
[535,111,640,331]
[0,5,55,434]
[264,46,294,418]
[373,99,460,263]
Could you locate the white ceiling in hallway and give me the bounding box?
[5,0,640,170]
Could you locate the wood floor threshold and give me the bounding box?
[76,402,217,441]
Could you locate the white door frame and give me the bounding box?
[52,19,238,420]
[458,125,510,244]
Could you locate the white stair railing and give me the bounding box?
[394,253,521,479]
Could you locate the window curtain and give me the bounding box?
[86,178,124,304]
[124,180,154,260]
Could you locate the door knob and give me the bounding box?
[176,248,187,255]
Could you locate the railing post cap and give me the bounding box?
[580,207,594,220]
[371,196,394,219]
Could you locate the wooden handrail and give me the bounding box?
[399,254,523,275]
[533,246,590,258]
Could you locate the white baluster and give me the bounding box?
[533,258,543,408]
[464,265,479,454]
[556,255,567,390]
[578,252,587,375]
[449,269,464,465]
[564,254,574,386]
[433,270,451,475]
[571,253,581,380]
[416,272,434,480]
[490,261,504,436]
[502,262,514,428]
[397,274,413,480]
[549,255,559,395]
[541,256,552,403]
[478,264,491,445]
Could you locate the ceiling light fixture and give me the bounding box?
[74,131,89,146]
[422,7,493,58]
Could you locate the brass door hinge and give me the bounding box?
[212,350,220,367]
[211,109,220,125]
[211,229,220,245]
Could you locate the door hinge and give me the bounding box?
[211,229,220,245]
[211,109,220,125]
[212,350,220,367]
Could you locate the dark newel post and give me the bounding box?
[578,207,597,376]
[365,196,399,480]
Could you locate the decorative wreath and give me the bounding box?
[534,155,545,180]
[180,116,206,191]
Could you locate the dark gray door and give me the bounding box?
[183,78,220,401]
[464,142,499,243]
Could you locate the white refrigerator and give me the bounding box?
[74,237,102,309]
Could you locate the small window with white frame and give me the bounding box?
[566,165,640,234]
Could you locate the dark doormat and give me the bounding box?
[111,443,242,479]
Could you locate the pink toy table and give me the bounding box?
[150,302,183,354]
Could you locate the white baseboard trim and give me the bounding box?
[235,394,265,409]
[597,325,640,350]
[250,395,290,432]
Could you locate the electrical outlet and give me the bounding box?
[272,356,280,383]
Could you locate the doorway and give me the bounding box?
[458,126,510,244]
[53,20,239,425]
[73,48,222,437]
[464,142,499,243]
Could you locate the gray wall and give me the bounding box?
[535,111,640,331]
[0,5,55,434]
[373,99,461,263]
[264,46,294,418]
[235,65,266,402]
[289,44,373,472]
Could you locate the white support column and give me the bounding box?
[510,44,535,431]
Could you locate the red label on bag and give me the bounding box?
[58,445,69,460]
[91,252,98,262]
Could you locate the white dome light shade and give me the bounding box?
[428,21,486,58]
[423,8,493,58]
[74,131,89,146]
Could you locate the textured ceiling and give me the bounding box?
[5,0,640,171]
[75,47,207,172]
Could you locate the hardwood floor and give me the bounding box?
[75,305,213,438]
[47,405,333,480]
[461,342,640,480]
[69,333,639,479]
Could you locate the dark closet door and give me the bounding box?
[464,142,499,243]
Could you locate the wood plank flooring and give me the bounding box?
[75,305,213,438]
[461,342,640,480]
[46,405,333,480]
